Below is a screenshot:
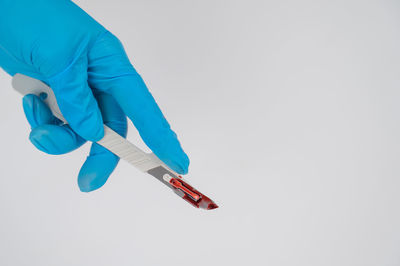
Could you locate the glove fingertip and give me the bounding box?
[154,140,190,175]
[164,153,190,175]
[78,153,118,192]
[29,125,85,155]
[180,155,190,175]
[29,129,51,154]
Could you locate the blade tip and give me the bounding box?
[207,203,219,210]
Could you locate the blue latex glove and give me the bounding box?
[0,0,189,192]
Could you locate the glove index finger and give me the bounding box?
[88,32,189,174]
[110,75,189,174]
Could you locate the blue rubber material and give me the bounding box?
[0,0,189,192]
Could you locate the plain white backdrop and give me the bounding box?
[1,0,400,265]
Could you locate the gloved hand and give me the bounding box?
[0,0,189,192]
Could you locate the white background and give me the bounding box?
[1,0,400,265]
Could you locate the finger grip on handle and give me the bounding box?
[12,74,66,123]
[11,73,165,173]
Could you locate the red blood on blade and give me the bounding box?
[169,177,218,210]
[207,203,219,210]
